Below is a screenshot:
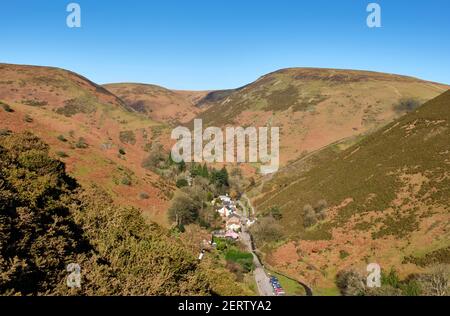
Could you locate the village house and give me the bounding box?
[224,230,240,240]
[218,195,232,204]
[226,214,242,232]
[217,205,234,218]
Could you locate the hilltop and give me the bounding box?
[0,63,173,225]
[249,90,450,294]
[194,68,449,167]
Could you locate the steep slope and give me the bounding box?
[104,83,210,124]
[0,63,130,115]
[0,64,172,225]
[195,68,449,167]
[0,132,250,296]
[250,90,450,294]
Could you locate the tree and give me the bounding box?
[142,142,166,170]
[250,217,284,247]
[168,191,200,227]
[303,204,317,227]
[419,265,449,296]
[176,179,189,188]
[336,269,366,296]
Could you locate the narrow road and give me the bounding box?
[238,195,314,296]
[240,226,274,296]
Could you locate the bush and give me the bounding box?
[57,135,67,142]
[225,249,255,273]
[22,99,48,107]
[139,192,150,200]
[1,101,14,112]
[75,137,88,149]
[119,130,136,145]
[269,206,283,220]
[142,142,166,170]
[0,129,12,136]
[303,204,317,227]
[119,148,126,155]
[120,176,132,186]
[250,216,284,246]
[176,179,189,188]
[393,98,422,114]
[56,151,69,158]
[336,270,366,296]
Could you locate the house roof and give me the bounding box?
[226,217,241,225]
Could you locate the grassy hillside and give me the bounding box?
[0,63,130,115]
[0,132,252,296]
[194,68,449,166]
[0,64,175,225]
[250,90,450,293]
[104,83,209,124]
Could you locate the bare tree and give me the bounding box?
[420,265,449,296]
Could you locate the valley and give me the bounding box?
[1,62,449,296]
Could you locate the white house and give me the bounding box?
[219,195,231,204]
[226,215,242,232]
[217,206,234,218]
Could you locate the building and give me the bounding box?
[225,231,240,240]
[217,205,234,218]
[218,195,232,204]
[226,214,242,232]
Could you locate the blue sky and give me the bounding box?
[1,0,449,90]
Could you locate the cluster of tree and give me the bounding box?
[393,98,423,114]
[168,159,255,225]
[168,164,232,229]
[336,265,450,296]
[250,216,284,248]
[0,132,246,296]
[302,200,328,228]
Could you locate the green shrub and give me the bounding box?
[176,179,189,188]
[225,249,255,272]
[56,151,69,158]
[57,135,67,142]
[121,176,132,186]
[75,137,88,149]
[393,98,422,114]
[56,98,95,117]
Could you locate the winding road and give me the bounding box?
[238,195,313,296]
[240,226,274,296]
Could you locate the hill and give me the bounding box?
[0,131,250,295]
[0,63,173,225]
[194,68,449,167]
[104,83,210,124]
[249,90,450,294]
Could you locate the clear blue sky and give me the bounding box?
[1,0,449,90]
